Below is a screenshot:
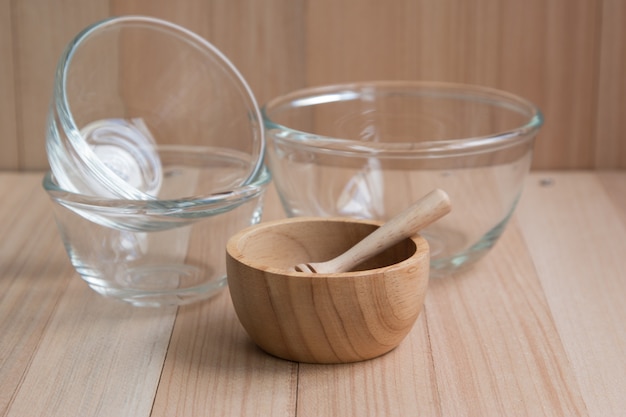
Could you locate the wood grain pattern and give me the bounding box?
[425,221,587,416]
[110,0,305,107]
[10,0,110,170]
[0,174,72,415]
[1,0,624,170]
[296,317,441,416]
[516,172,626,416]
[0,0,18,169]
[150,292,298,417]
[305,0,601,169]
[0,176,176,417]
[595,0,626,169]
[598,171,626,224]
[1,171,626,416]
[6,281,176,417]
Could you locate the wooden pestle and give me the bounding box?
[293,189,451,274]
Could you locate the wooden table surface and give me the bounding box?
[1,171,625,417]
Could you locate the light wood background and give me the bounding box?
[1,0,624,170]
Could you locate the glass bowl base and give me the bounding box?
[83,269,228,307]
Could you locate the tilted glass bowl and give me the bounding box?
[46,15,265,200]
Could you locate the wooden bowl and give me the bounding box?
[226,217,430,364]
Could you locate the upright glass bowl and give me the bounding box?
[263,81,543,275]
[44,160,271,307]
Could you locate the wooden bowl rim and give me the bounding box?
[226,216,430,278]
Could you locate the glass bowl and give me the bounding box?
[43,160,271,307]
[46,15,265,200]
[262,81,543,275]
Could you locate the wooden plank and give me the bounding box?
[5,0,622,170]
[295,220,585,416]
[296,317,440,416]
[108,0,304,167]
[597,171,626,223]
[208,0,306,104]
[150,292,298,417]
[424,221,586,416]
[1,170,625,416]
[112,0,305,106]
[516,172,626,416]
[0,0,19,169]
[11,0,110,170]
[0,174,176,417]
[594,1,626,168]
[6,281,177,417]
[305,0,421,82]
[0,174,74,416]
[148,183,296,416]
[304,0,601,169]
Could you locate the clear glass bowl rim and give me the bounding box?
[52,15,266,199]
[42,165,271,215]
[262,80,544,157]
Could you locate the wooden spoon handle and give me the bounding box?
[306,189,451,274]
